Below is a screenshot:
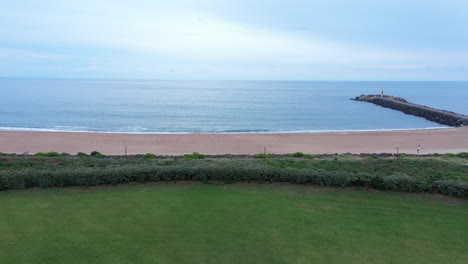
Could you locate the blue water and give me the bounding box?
[0,79,467,133]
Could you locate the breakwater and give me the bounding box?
[352,95,468,127]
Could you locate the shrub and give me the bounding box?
[398,153,408,158]
[444,153,456,157]
[432,180,468,197]
[383,174,427,192]
[94,153,106,158]
[183,152,205,160]
[0,152,5,156]
[431,153,441,156]
[143,153,157,159]
[77,152,89,157]
[0,164,375,190]
[370,175,385,190]
[254,153,270,159]
[90,151,102,157]
[60,152,70,156]
[290,152,304,158]
[0,156,466,197]
[456,152,468,158]
[34,152,60,157]
[303,154,319,159]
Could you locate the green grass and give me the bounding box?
[0,183,467,264]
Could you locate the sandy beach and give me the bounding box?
[0,127,467,155]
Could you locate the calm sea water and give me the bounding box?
[0,79,467,133]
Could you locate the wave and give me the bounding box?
[0,126,452,134]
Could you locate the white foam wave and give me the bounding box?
[0,126,452,134]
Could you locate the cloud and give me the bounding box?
[0,48,69,60]
[5,7,467,67]
[1,0,467,79]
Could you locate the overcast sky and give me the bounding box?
[1,0,467,80]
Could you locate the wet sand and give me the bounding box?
[0,127,467,155]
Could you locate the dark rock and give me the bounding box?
[352,94,468,127]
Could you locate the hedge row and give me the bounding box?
[1,163,466,197]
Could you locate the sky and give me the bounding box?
[1,0,468,80]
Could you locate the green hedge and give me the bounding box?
[0,161,466,197]
[431,180,468,197]
[383,174,427,192]
[303,154,319,159]
[77,152,89,157]
[290,152,304,157]
[143,153,157,159]
[254,153,271,159]
[34,152,60,157]
[183,152,205,160]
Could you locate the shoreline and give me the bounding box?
[1,127,467,155]
[0,126,452,134]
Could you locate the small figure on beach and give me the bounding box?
[417,144,421,155]
[381,88,384,98]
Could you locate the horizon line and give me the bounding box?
[1,77,468,82]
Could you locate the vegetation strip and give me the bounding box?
[1,152,467,196]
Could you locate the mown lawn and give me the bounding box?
[0,183,467,264]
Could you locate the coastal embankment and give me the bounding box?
[1,128,467,155]
[352,95,468,127]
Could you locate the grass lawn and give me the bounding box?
[0,183,467,264]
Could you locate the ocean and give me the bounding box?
[0,79,467,134]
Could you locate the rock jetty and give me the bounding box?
[352,95,468,127]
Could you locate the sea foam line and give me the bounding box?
[0,126,452,134]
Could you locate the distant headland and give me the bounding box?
[352,94,468,127]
